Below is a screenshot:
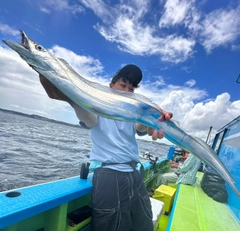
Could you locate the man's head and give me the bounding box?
[110,64,142,92]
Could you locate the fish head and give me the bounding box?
[3,30,57,73]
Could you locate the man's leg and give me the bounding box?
[130,171,153,231]
[91,168,132,231]
[157,172,178,185]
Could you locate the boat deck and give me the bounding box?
[167,172,240,231]
[0,159,168,231]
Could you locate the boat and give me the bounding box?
[0,152,171,231]
[1,116,240,231]
[165,115,240,231]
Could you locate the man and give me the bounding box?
[158,153,201,186]
[39,64,173,231]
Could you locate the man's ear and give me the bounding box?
[110,83,113,88]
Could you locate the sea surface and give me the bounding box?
[0,110,170,192]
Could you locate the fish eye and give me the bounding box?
[35,44,44,51]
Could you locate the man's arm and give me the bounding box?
[69,101,98,128]
[39,75,98,128]
[178,154,197,173]
[135,109,173,140]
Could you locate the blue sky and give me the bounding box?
[0,0,240,144]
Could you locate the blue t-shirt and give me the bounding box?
[89,117,141,172]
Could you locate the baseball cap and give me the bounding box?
[111,64,142,87]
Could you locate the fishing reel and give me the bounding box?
[143,152,158,166]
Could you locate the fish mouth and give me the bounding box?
[2,30,30,52]
[3,30,44,70]
[20,30,31,51]
[19,30,33,68]
[2,30,32,69]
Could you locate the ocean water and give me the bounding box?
[0,110,170,192]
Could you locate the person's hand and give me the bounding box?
[170,161,179,168]
[157,109,173,121]
[147,109,173,140]
[39,74,72,103]
[39,75,98,127]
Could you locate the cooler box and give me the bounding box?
[153,185,176,213]
[150,197,164,231]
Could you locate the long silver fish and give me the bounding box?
[3,31,240,197]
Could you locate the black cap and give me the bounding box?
[111,64,142,87]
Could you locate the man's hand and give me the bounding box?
[147,110,173,140]
[170,161,179,168]
[39,74,72,103]
[39,75,98,128]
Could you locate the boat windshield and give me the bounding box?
[237,74,240,83]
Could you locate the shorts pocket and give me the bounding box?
[91,207,119,231]
[92,170,118,208]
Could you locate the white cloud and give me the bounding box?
[159,0,240,54]
[197,6,240,53]
[79,0,195,63]
[182,93,240,137]
[79,0,114,22]
[9,0,237,65]
[40,0,84,15]
[0,23,19,37]
[79,0,240,62]
[95,16,195,63]
[159,0,196,28]
[39,7,51,14]
[185,79,196,87]
[135,83,240,142]
[49,45,106,82]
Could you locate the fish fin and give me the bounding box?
[96,87,162,113]
[57,58,163,117]
[57,58,82,78]
[58,59,161,110]
[57,58,68,63]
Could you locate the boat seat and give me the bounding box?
[167,172,240,231]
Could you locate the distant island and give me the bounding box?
[0,108,80,128]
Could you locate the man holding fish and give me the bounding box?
[40,64,172,231]
[3,31,240,230]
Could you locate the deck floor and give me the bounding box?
[168,174,240,231]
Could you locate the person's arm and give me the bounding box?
[39,75,98,128]
[69,101,98,128]
[135,109,173,140]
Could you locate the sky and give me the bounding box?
[0,0,240,145]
